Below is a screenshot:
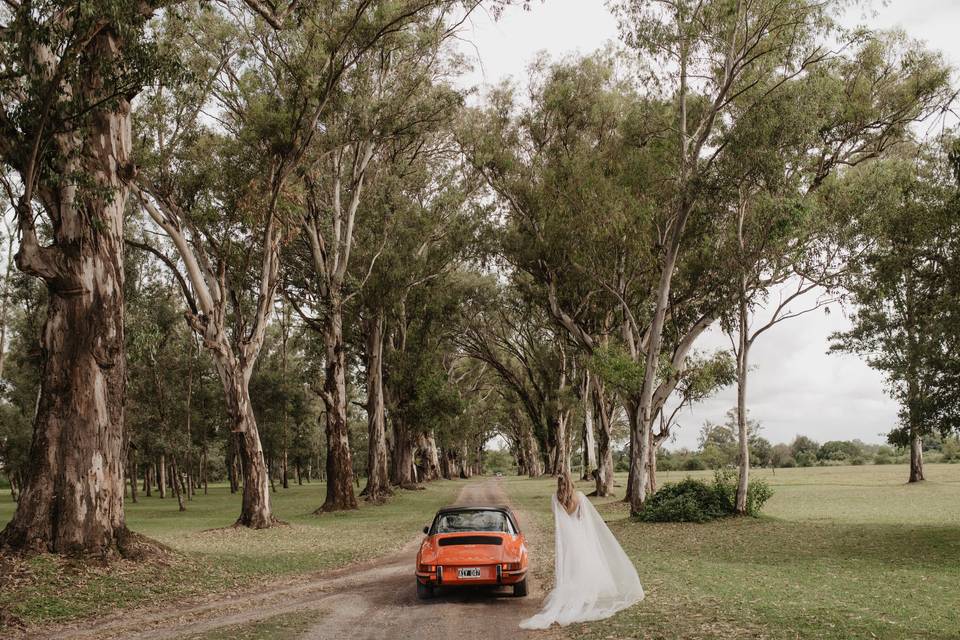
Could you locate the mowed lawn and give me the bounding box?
[0,479,460,626]
[506,464,960,640]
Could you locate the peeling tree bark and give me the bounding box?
[318,299,357,512]
[0,53,132,554]
[361,311,391,503]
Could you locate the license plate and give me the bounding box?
[457,568,481,578]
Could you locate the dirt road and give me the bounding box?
[37,479,557,640]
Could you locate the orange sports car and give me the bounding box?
[415,505,529,599]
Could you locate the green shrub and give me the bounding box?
[874,454,894,465]
[683,457,707,471]
[850,457,866,466]
[796,452,817,467]
[637,469,773,523]
[941,438,960,462]
[781,457,796,468]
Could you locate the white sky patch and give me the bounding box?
[459,0,960,450]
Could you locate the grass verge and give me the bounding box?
[0,479,460,630]
[509,464,960,640]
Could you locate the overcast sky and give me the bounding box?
[457,0,960,450]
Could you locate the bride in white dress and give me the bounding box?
[520,471,644,629]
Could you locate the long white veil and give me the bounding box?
[520,491,644,629]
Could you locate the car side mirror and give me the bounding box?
[423,525,429,535]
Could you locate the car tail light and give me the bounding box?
[502,562,520,571]
[418,564,434,572]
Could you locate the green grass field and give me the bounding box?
[0,479,460,626]
[2,464,959,639]
[507,464,960,640]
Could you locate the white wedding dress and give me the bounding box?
[519,491,644,629]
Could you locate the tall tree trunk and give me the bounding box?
[624,399,639,504]
[524,430,543,477]
[904,272,925,484]
[207,349,272,526]
[201,444,208,495]
[909,429,925,483]
[419,433,441,482]
[144,464,152,497]
[0,95,131,556]
[391,418,417,487]
[581,388,597,481]
[128,449,138,504]
[158,454,166,499]
[645,428,656,495]
[593,381,614,497]
[170,457,185,512]
[361,312,391,502]
[735,291,751,513]
[319,302,357,512]
[630,231,684,515]
[280,303,290,490]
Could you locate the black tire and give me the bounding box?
[513,578,528,597]
[417,579,434,600]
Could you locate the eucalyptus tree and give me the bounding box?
[710,31,952,512]
[831,142,960,483]
[133,7,300,528]
[0,0,308,555]
[462,53,734,502]
[0,0,163,554]
[283,8,464,510]
[348,157,477,501]
[608,0,951,513]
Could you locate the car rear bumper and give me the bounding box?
[416,567,526,586]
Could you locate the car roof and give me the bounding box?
[435,505,513,515]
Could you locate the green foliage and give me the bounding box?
[637,469,773,523]
[589,343,646,397]
[830,141,960,445]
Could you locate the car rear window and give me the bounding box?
[433,510,514,534]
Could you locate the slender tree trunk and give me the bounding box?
[280,304,290,490]
[319,302,357,512]
[170,457,185,512]
[158,454,166,499]
[593,382,614,497]
[524,430,543,477]
[904,273,925,484]
[202,444,208,495]
[645,428,657,495]
[581,390,597,481]
[735,294,751,513]
[361,312,391,502]
[128,449,138,504]
[144,464,152,497]
[624,399,639,504]
[630,230,684,515]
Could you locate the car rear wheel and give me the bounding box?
[417,580,434,600]
[513,578,528,597]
